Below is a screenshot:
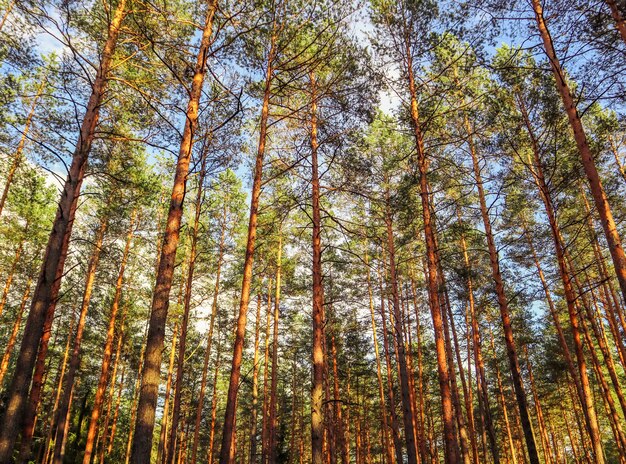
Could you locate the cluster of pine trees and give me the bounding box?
[1,0,626,463]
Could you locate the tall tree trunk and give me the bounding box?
[166,145,209,464]
[0,279,31,387]
[532,0,626,307]
[157,321,178,464]
[0,238,24,320]
[249,294,263,464]
[261,280,273,464]
[131,4,217,461]
[456,211,500,464]
[99,325,126,462]
[191,196,227,464]
[125,326,148,464]
[517,96,606,463]
[51,217,108,464]
[218,27,277,464]
[83,214,135,463]
[409,277,429,464]
[467,121,539,464]
[489,332,518,464]
[523,347,552,464]
[405,38,459,462]
[269,234,282,464]
[106,360,126,457]
[383,183,418,464]
[0,0,127,458]
[41,311,74,464]
[207,335,222,464]
[310,71,326,464]
[364,251,394,464]
[0,74,46,217]
[377,264,403,464]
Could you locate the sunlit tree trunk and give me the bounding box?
[269,234,282,463]
[456,211,500,464]
[377,263,403,464]
[191,195,227,464]
[532,0,626,309]
[0,238,24,320]
[83,213,135,464]
[131,3,217,461]
[50,217,107,464]
[383,183,418,464]
[605,0,626,44]
[467,120,539,464]
[261,280,273,464]
[365,251,394,464]
[0,74,46,217]
[218,27,277,464]
[0,279,31,387]
[517,97,606,463]
[250,294,263,464]
[405,38,460,462]
[309,70,326,464]
[157,323,179,464]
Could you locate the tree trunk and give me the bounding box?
[0,279,30,387]
[40,311,74,464]
[131,3,217,461]
[364,251,394,464]
[100,330,126,462]
[191,194,227,464]
[249,294,263,464]
[405,38,460,462]
[207,336,222,464]
[157,323,179,464]
[0,74,46,217]
[269,234,282,464]
[532,0,626,308]
[377,263,403,464]
[309,71,326,464]
[383,183,418,464]
[83,214,135,463]
[261,280,273,464]
[467,120,539,464]
[50,217,107,464]
[218,27,277,464]
[0,1,127,458]
[0,238,24,320]
[456,211,500,464]
[166,145,209,464]
[517,95,605,463]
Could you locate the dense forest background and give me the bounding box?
[1,0,626,463]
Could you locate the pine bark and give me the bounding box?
[249,294,263,464]
[383,184,418,464]
[606,0,626,44]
